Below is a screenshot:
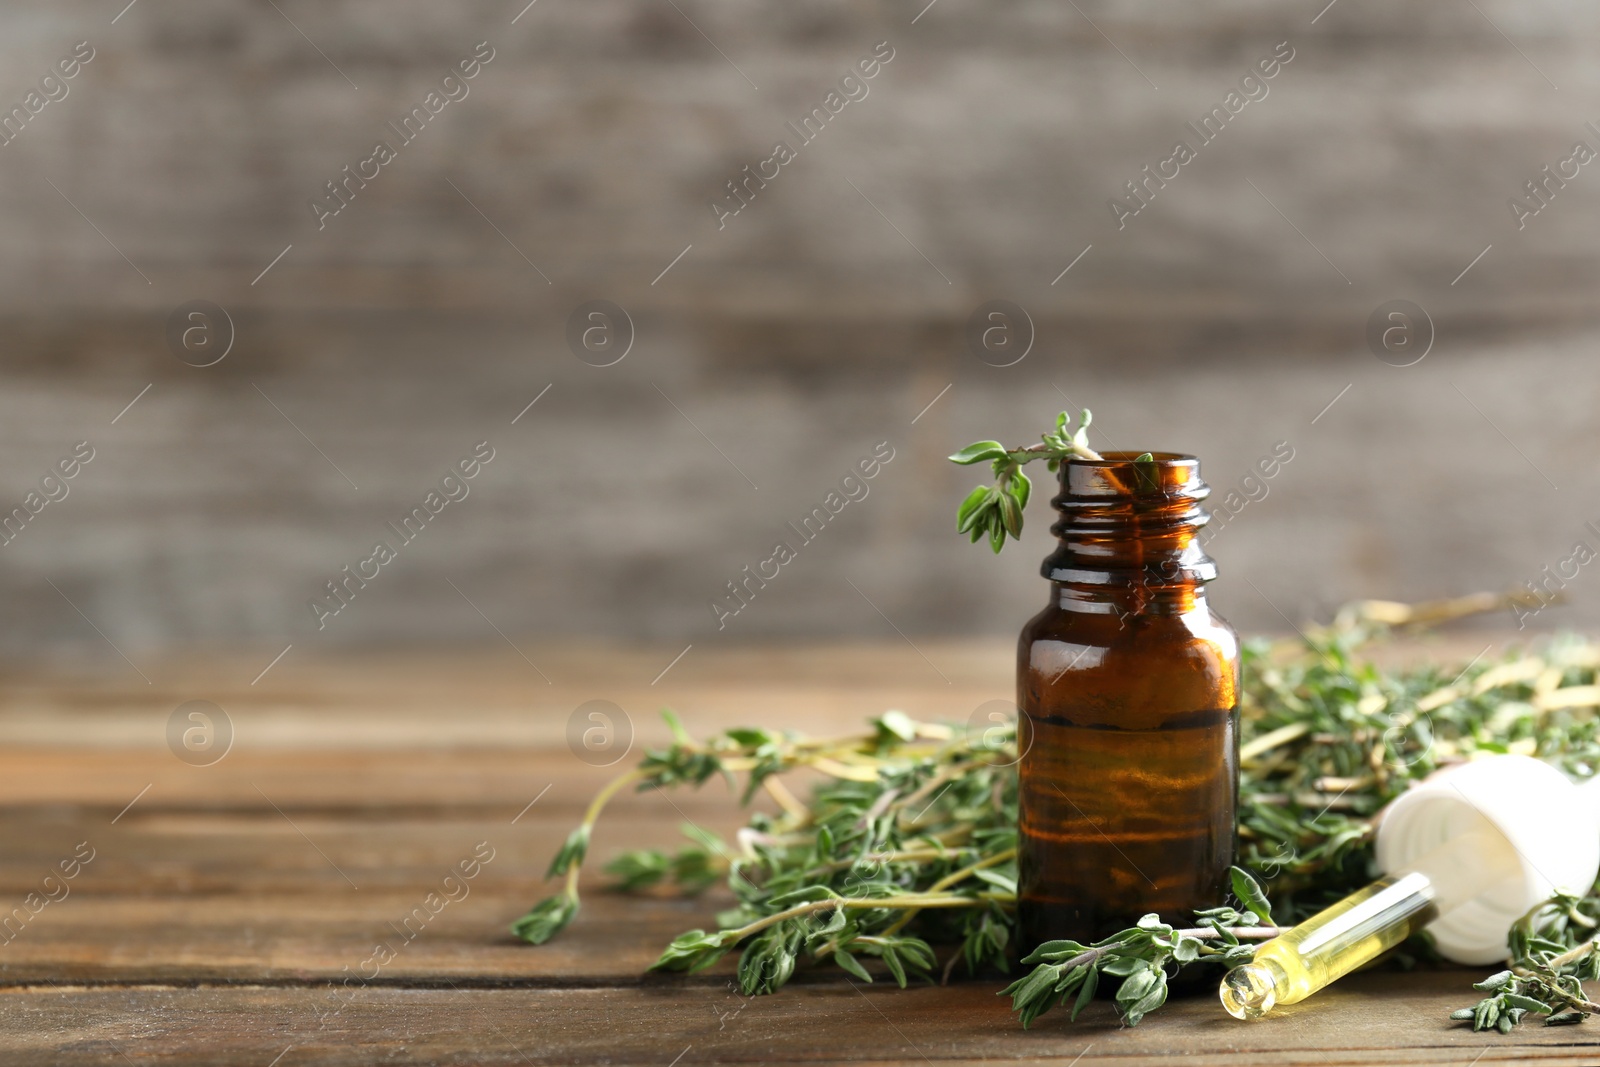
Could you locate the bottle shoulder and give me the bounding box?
[1018,601,1240,722]
[1020,601,1238,653]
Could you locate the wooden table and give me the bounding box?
[0,639,1593,1065]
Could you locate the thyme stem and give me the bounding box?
[880,847,1018,938]
[565,767,648,898]
[723,891,1012,945]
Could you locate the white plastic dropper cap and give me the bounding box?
[1374,754,1600,965]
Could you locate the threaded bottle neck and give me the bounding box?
[1041,452,1217,610]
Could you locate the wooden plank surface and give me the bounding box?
[0,641,1591,1064]
[7,979,1599,1067]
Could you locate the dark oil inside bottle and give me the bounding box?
[1015,453,1239,987]
[1018,701,1238,939]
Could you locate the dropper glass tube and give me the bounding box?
[1220,813,1522,1019]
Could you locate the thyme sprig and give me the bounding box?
[1004,898,1280,1027]
[515,707,1020,993]
[949,407,1156,552]
[950,409,1103,552]
[515,593,1600,1031]
[1451,894,1600,1031]
[1002,866,1280,1028]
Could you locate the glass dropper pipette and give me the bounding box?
[1221,817,1518,1017]
[1220,754,1600,1020]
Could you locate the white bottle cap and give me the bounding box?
[1374,754,1600,965]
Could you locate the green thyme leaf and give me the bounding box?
[834,948,872,982]
[1474,970,1513,993]
[545,825,591,878]
[956,485,992,532]
[1010,469,1031,510]
[996,491,1022,538]
[948,441,1008,465]
[604,849,668,891]
[1230,866,1275,925]
[511,893,578,944]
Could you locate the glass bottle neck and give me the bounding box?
[1041,452,1217,618]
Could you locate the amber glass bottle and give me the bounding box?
[1016,452,1239,956]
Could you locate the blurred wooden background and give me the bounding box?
[0,0,1596,661]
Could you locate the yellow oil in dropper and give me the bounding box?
[1221,814,1521,1019]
